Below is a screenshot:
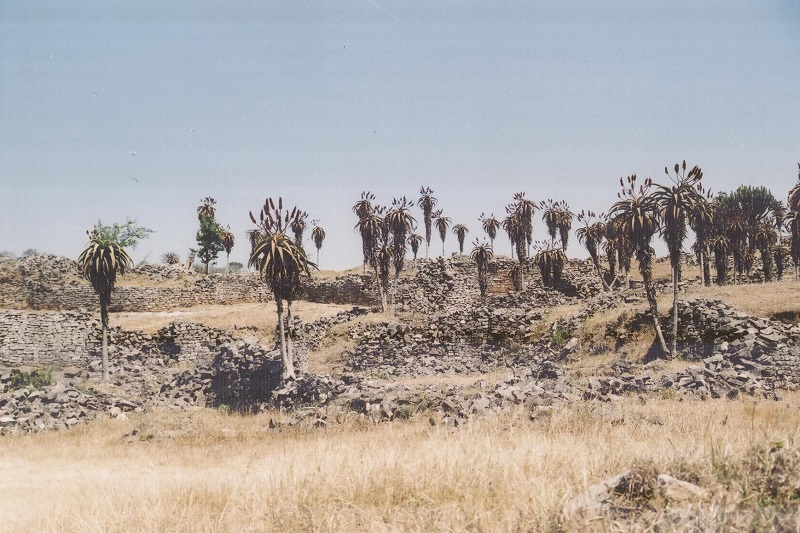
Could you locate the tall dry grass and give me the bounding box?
[3,394,800,532]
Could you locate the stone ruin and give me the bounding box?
[1,253,799,434]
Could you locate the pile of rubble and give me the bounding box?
[0,369,142,435]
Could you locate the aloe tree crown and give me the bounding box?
[78,231,133,326]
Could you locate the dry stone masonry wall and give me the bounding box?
[0,310,236,369]
[1,255,271,312]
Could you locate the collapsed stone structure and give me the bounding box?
[1,253,799,435]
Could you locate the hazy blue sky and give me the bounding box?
[2,2,799,269]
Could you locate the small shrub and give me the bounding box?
[551,324,569,348]
[8,368,53,391]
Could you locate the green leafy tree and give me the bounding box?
[195,213,224,274]
[92,218,153,250]
[716,186,780,283]
[77,230,133,383]
[248,197,316,383]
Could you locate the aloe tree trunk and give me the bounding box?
[275,297,292,383]
[285,299,296,379]
[101,323,109,384]
[639,250,669,357]
[100,298,109,384]
[372,265,388,314]
[672,267,679,357]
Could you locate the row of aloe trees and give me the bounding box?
[79,166,800,383]
[79,196,320,385]
[353,192,416,313]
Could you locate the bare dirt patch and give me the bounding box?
[113,301,354,337]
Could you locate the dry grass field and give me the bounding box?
[2,396,799,532]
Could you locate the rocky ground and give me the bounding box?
[2,266,799,435]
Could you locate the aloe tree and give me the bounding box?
[418,187,438,259]
[78,230,133,383]
[754,221,777,282]
[385,197,416,312]
[311,221,326,268]
[220,227,235,272]
[408,234,423,269]
[452,224,469,255]
[774,242,790,281]
[290,210,308,254]
[386,197,416,277]
[610,175,669,357]
[197,196,217,220]
[533,241,567,288]
[504,210,528,290]
[602,218,619,283]
[541,200,572,251]
[787,211,800,281]
[355,204,390,313]
[689,187,714,286]
[512,192,536,257]
[162,252,180,265]
[501,212,517,259]
[248,197,315,383]
[576,210,609,291]
[654,161,703,356]
[479,213,500,250]
[353,191,376,272]
[470,239,493,298]
[710,234,731,285]
[433,210,451,257]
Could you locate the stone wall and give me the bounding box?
[301,273,378,306]
[0,311,98,367]
[1,255,271,311]
[0,310,234,369]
